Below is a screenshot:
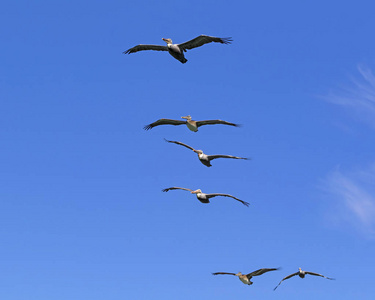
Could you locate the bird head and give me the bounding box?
[181,115,192,120]
[298,268,302,272]
[191,189,202,194]
[193,150,203,155]
[235,272,242,276]
[162,38,172,44]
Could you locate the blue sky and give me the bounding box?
[1,0,375,299]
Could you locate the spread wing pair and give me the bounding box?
[165,139,249,167]
[144,116,240,131]
[124,35,232,54]
[213,268,279,278]
[274,269,335,290]
[162,187,249,207]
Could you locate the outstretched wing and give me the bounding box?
[273,272,299,290]
[305,271,335,280]
[247,268,280,278]
[162,187,193,192]
[164,139,195,151]
[123,44,168,54]
[207,154,249,161]
[178,35,232,51]
[206,193,249,207]
[144,119,186,130]
[212,272,237,276]
[195,120,240,128]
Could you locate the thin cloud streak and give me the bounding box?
[325,165,375,238]
[326,65,375,129]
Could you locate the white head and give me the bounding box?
[162,38,172,44]
[191,189,202,194]
[193,150,203,155]
[235,272,243,276]
[181,115,192,121]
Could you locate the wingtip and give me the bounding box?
[222,37,233,44]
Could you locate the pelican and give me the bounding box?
[213,268,280,285]
[144,115,240,132]
[123,35,232,63]
[164,139,249,167]
[162,187,249,207]
[274,268,335,290]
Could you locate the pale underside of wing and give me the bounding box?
[123,44,168,54]
[162,187,194,193]
[144,119,186,130]
[212,272,237,276]
[247,268,280,278]
[196,120,240,128]
[206,193,249,207]
[207,154,249,161]
[164,139,195,151]
[305,271,335,280]
[274,272,299,290]
[178,35,233,51]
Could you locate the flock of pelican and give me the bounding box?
[126,34,335,293]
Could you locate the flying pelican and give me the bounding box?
[274,268,335,290]
[164,139,249,167]
[123,35,232,63]
[213,268,280,285]
[162,187,249,207]
[144,115,240,132]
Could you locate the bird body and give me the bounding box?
[274,268,334,290]
[213,268,280,285]
[144,115,240,132]
[162,187,249,206]
[163,39,187,63]
[164,139,249,167]
[185,119,198,132]
[124,35,232,63]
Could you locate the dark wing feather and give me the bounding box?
[305,271,335,280]
[212,272,237,276]
[164,139,195,151]
[273,272,299,290]
[144,119,186,130]
[123,44,168,54]
[247,268,280,278]
[162,187,193,192]
[206,193,249,207]
[178,35,232,51]
[207,154,250,161]
[195,120,240,128]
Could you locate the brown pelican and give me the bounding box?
[162,187,249,207]
[274,268,335,290]
[213,268,280,285]
[164,139,249,167]
[123,35,232,63]
[144,115,240,132]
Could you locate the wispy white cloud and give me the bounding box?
[326,65,375,129]
[324,164,375,238]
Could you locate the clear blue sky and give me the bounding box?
[1,0,375,299]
